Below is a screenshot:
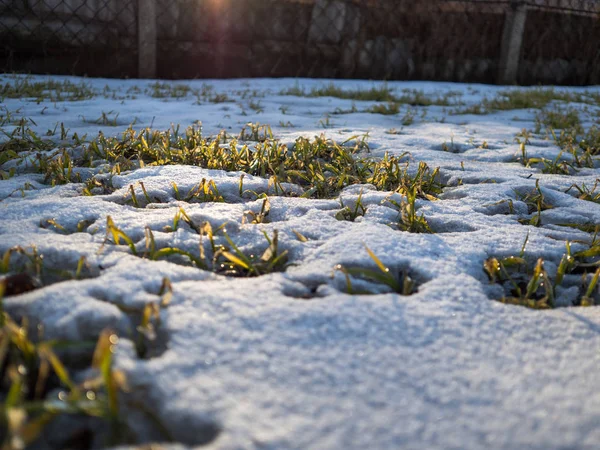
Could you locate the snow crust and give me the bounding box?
[2,74,600,449]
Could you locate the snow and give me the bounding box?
[2,74,600,449]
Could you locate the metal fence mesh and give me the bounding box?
[520,2,600,83]
[1,0,599,84]
[153,0,600,84]
[0,0,138,77]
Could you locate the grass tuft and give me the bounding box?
[485,235,600,308]
[334,246,417,295]
[0,76,94,102]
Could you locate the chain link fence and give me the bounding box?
[0,0,138,77]
[520,1,600,84]
[1,0,599,84]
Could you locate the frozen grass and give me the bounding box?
[485,232,600,308]
[0,76,93,102]
[281,83,461,107]
[452,87,600,115]
[1,74,600,449]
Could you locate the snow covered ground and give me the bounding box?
[1,74,600,449]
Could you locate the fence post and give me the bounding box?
[138,0,157,79]
[498,1,527,85]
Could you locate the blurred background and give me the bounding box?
[1,0,599,85]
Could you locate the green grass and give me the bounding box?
[515,105,598,174]
[81,125,435,200]
[402,108,416,126]
[535,107,582,133]
[517,142,576,175]
[485,236,600,308]
[395,89,460,107]
[516,180,553,227]
[451,88,600,116]
[566,180,600,203]
[239,122,273,142]
[103,216,289,278]
[281,84,462,107]
[0,246,92,291]
[0,119,56,158]
[147,82,193,99]
[283,83,396,102]
[0,247,118,444]
[0,248,175,446]
[386,188,433,234]
[0,76,94,102]
[84,111,120,127]
[217,230,288,277]
[486,88,570,110]
[172,179,224,204]
[0,315,129,448]
[367,103,400,115]
[1,121,445,202]
[335,191,366,222]
[243,198,271,224]
[334,246,417,295]
[487,88,600,111]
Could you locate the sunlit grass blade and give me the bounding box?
[105,216,137,255]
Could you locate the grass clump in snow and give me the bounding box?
[376,160,443,200]
[485,236,600,308]
[0,119,56,158]
[517,142,577,175]
[536,110,600,161]
[243,197,271,224]
[79,125,410,199]
[216,229,288,277]
[0,76,94,102]
[133,277,173,359]
[535,107,582,133]
[125,182,155,208]
[0,120,94,185]
[40,150,84,185]
[82,111,120,127]
[367,103,401,115]
[104,216,288,278]
[1,122,444,203]
[485,88,574,111]
[451,88,600,115]
[172,179,224,203]
[395,89,460,107]
[516,107,598,174]
[281,83,461,107]
[487,88,600,112]
[40,217,95,235]
[484,254,556,309]
[386,188,433,234]
[334,246,417,295]
[83,174,118,196]
[147,82,193,99]
[238,122,273,142]
[120,179,225,209]
[0,274,178,446]
[0,246,94,296]
[0,308,129,448]
[0,250,141,446]
[566,180,600,203]
[516,180,553,227]
[336,191,366,222]
[552,126,600,166]
[281,83,396,102]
